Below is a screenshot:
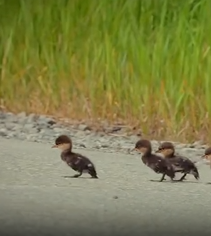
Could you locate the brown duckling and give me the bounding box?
[155,142,199,181]
[52,135,98,178]
[134,139,175,182]
[201,147,211,168]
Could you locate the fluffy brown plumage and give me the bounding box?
[134,139,175,182]
[52,135,98,178]
[156,142,199,181]
[202,147,211,168]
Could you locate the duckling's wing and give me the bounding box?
[75,153,97,169]
[168,157,183,168]
[141,155,159,172]
[65,155,81,170]
[150,155,169,172]
[153,159,163,172]
[173,156,195,168]
[180,157,199,174]
[158,157,178,172]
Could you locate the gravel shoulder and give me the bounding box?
[1,137,211,236]
[0,111,208,158]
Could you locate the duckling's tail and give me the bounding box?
[190,166,200,180]
[87,163,98,179]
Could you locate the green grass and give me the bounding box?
[0,0,211,143]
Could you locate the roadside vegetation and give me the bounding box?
[1,0,211,143]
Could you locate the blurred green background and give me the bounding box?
[0,0,211,142]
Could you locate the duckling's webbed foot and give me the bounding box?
[71,172,83,178]
[90,175,98,179]
[150,174,166,182]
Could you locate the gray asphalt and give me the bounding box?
[1,137,211,236]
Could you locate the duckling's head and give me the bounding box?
[52,135,72,151]
[134,139,152,155]
[155,142,175,157]
[202,147,211,160]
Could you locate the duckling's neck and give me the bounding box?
[166,153,175,158]
[61,147,73,161]
[143,148,152,157]
[62,146,72,153]
[58,143,72,152]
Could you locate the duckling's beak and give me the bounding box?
[155,149,161,153]
[131,148,140,152]
[201,154,211,160]
[201,154,206,159]
[52,144,58,148]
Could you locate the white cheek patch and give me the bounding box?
[137,147,147,154]
[57,143,71,151]
[156,152,165,158]
[207,155,211,160]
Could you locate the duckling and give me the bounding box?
[52,135,98,178]
[201,147,211,168]
[155,142,199,181]
[134,139,175,182]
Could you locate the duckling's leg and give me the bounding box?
[178,173,187,181]
[159,174,166,182]
[150,174,166,182]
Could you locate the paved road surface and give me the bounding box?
[1,137,211,236]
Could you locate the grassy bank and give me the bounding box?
[0,0,211,142]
